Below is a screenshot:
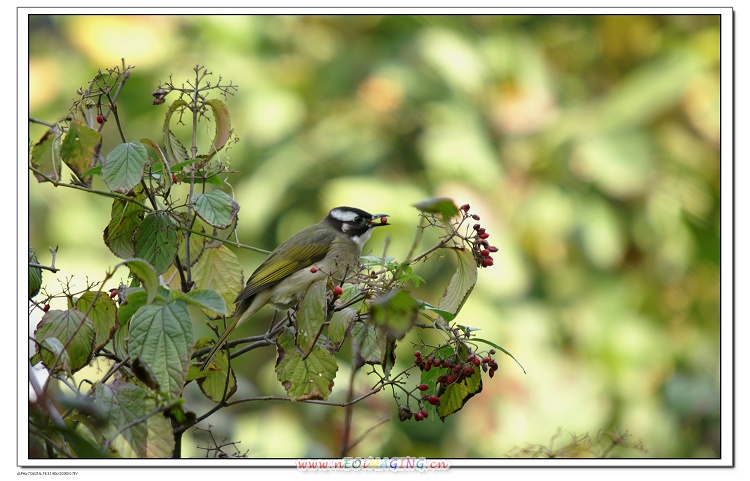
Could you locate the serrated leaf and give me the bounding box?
[29,246,42,298]
[173,288,227,316]
[102,142,149,193]
[128,300,193,399]
[276,328,337,401]
[413,197,460,220]
[191,190,240,229]
[103,196,145,259]
[437,248,478,326]
[60,119,101,186]
[30,125,62,182]
[329,307,356,349]
[162,99,189,165]
[352,322,385,365]
[296,280,328,357]
[119,259,161,304]
[205,99,231,155]
[38,337,69,375]
[140,138,172,192]
[117,289,148,326]
[177,218,206,267]
[370,289,420,340]
[76,291,118,352]
[134,214,179,275]
[34,309,95,373]
[113,323,129,359]
[93,381,174,458]
[192,245,244,312]
[195,348,237,402]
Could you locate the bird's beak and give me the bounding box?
[369,214,389,227]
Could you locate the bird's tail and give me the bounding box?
[200,315,240,371]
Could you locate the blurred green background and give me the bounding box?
[28,14,721,458]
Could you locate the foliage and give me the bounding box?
[27,64,513,459]
[27,14,721,459]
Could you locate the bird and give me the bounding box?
[200,206,389,370]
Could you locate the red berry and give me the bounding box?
[481,249,490,257]
[473,356,481,366]
[463,364,475,376]
[419,408,428,419]
[418,383,429,391]
[471,214,480,220]
[446,374,457,384]
[473,224,481,231]
[414,350,422,359]
[489,349,496,355]
[333,285,343,296]
[481,258,494,267]
[42,304,50,312]
[96,114,105,124]
[479,232,490,239]
[310,267,318,273]
[428,395,440,405]
[477,228,486,235]
[414,411,424,421]
[460,204,470,212]
[423,359,432,371]
[380,216,388,224]
[172,173,179,183]
[483,356,491,364]
[488,246,499,253]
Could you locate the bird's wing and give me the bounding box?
[234,227,336,303]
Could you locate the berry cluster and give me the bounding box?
[459,204,498,268]
[414,349,499,387]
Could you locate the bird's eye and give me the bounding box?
[354,216,361,223]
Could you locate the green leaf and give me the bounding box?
[117,289,148,326]
[275,328,338,401]
[472,337,526,374]
[172,288,227,316]
[418,300,455,322]
[128,300,193,399]
[192,245,244,312]
[162,99,189,165]
[112,323,129,359]
[328,307,356,350]
[206,99,232,155]
[177,218,206,267]
[60,119,102,186]
[191,190,240,229]
[120,259,161,304]
[103,196,145,259]
[76,291,118,352]
[37,337,69,375]
[352,322,385,365]
[437,248,478,325]
[30,124,62,182]
[195,348,237,402]
[370,289,420,340]
[296,280,328,357]
[102,142,149,193]
[29,246,42,298]
[34,309,95,373]
[436,364,482,421]
[413,197,460,221]
[133,213,179,275]
[93,381,174,458]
